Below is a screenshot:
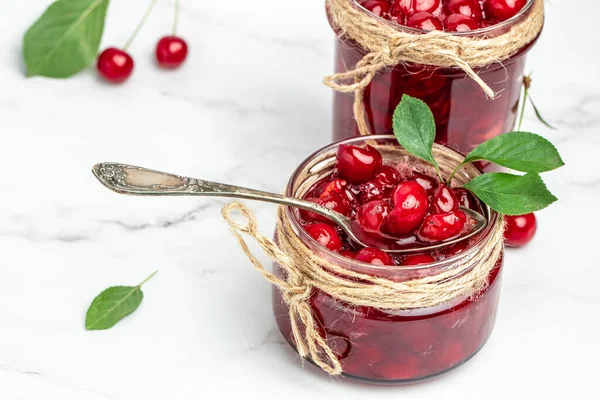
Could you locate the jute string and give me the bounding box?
[323,0,545,135]
[221,201,505,375]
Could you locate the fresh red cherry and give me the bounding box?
[413,0,441,14]
[336,145,383,183]
[156,36,189,69]
[483,0,527,22]
[431,185,459,213]
[381,181,429,237]
[406,12,443,30]
[401,254,436,266]
[412,172,438,195]
[504,213,537,247]
[445,0,483,21]
[356,247,395,265]
[97,48,134,83]
[359,0,390,17]
[358,200,392,232]
[304,223,343,251]
[444,14,478,32]
[419,210,467,241]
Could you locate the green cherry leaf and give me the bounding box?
[23,0,110,78]
[464,172,557,216]
[393,95,440,172]
[85,271,157,331]
[463,131,564,173]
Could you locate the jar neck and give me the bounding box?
[285,135,501,281]
[347,0,537,38]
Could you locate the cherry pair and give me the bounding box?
[97,37,189,84]
[96,0,188,84]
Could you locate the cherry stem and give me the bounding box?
[137,270,159,288]
[447,163,464,186]
[517,75,532,131]
[123,0,159,51]
[173,0,180,35]
[434,164,443,183]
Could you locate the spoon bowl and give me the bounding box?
[92,162,488,254]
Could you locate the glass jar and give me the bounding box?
[329,0,541,156]
[272,135,503,384]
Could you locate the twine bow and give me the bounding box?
[323,0,545,135]
[221,202,343,374]
[222,201,505,376]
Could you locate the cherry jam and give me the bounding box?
[329,0,540,156]
[272,137,503,383]
[297,143,483,259]
[273,259,502,383]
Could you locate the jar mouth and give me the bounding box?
[353,0,536,37]
[284,134,500,273]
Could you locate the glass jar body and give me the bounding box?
[271,135,504,384]
[329,0,540,157]
[273,258,502,383]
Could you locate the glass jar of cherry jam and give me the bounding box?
[272,135,503,384]
[329,0,541,155]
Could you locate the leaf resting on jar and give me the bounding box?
[392,95,440,172]
[462,131,564,173]
[463,172,557,216]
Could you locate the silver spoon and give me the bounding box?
[92,163,487,253]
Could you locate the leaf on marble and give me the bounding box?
[23,0,110,78]
[85,271,157,331]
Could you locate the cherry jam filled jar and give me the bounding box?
[272,135,503,384]
[329,0,541,155]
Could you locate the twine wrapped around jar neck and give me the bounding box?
[323,0,545,136]
[221,201,505,376]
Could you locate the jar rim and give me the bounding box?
[284,134,501,273]
[352,0,536,37]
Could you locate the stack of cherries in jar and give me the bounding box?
[358,0,528,32]
[299,143,488,266]
[299,143,536,261]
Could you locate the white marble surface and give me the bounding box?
[1,1,599,398]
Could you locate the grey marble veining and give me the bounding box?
[0,1,598,399]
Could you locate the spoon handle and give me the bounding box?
[92,162,340,220]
